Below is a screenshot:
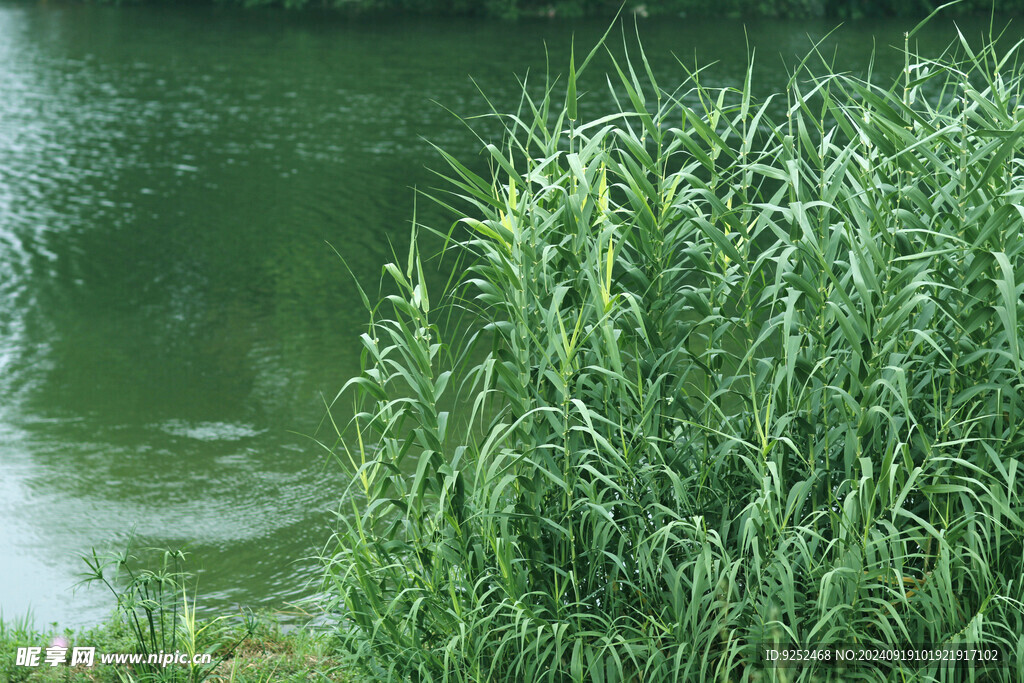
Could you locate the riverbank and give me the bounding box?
[0,610,357,682]
[1,0,1015,630]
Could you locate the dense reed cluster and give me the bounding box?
[322,17,1024,682]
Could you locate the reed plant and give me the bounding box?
[322,14,1024,682]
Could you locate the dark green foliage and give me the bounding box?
[84,0,1024,19]
[322,20,1024,682]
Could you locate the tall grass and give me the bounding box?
[322,16,1024,682]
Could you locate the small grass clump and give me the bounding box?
[207,614,353,683]
[322,12,1024,683]
[78,541,250,682]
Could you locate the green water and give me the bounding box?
[0,2,1009,627]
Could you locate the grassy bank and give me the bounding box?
[0,610,352,683]
[320,11,1024,683]
[0,610,355,682]
[1,542,357,683]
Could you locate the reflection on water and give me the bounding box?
[0,1,1010,626]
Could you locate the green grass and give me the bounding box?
[320,11,1024,683]
[0,609,354,683]
[1,543,357,683]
